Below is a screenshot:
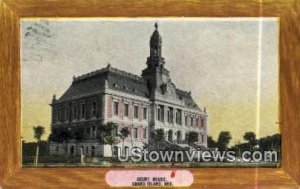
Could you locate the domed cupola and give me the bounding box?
[150,23,162,57]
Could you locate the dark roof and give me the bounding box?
[106,68,149,98]
[58,75,106,101]
[54,65,202,111]
[176,89,201,111]
[56,65,149,102]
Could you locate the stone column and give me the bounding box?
[181,110,184,126]
[165,130,168,141]
[149,103,156,142]
[172,107,176,125]
[164,105,167,123]
[90,126,93,138]
[152,103,157,125]
[102,94,106,122]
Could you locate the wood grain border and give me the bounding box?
[0,0,299,188]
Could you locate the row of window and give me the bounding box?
[113,101,148,120]
[165,130,205,143]
[182,133,205,143]
[157,105,181,124]
[65,145,96,156]
[53,101,98,123]
[156,105,204,127]
[87,125,97,138]
[184,115,205,127]
[113,126,147,139]
[133,127,147,139]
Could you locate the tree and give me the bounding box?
[33,125,45,166]
[73,125,86,142]
[217,131,232,151]
[119,127,130,156]
[73,125,87,165]
[62,127,72,161]
[207,136,217,148]
[98,122,120,157]
[258,134,281,152]
[151,129,165,149]
[243,131,257,151]
[50,126,73,162]
[186,131,199,144]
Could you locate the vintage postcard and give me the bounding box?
[21,18,280,171]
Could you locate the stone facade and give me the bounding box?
[49,23,208,157]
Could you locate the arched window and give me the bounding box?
[86,146,89,156]
[70,146,75,156]
[113,146,118,156]
[91,146,95,157]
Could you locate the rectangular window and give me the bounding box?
[113,101,119,115]
[157,105,164,122]
[143,107,147,120]
[73,104,77,120]
[185,115,188,126]
[191,117,194,127]
[54,109,59,123]
[124,103,129,117]
[133,128,138,139]
[143,128,147,139]
[201,118,204,127]
[57,108,61,122]
[53,109,56,123]
[133,105,138,119]
[80,104,85,118]
[176,109,182,125]
[91,101,96,117]
[65,106,69,121]
[86,127,90,136]
[92,125,96,138]
[167,107,173,123]
[157,107,161,121]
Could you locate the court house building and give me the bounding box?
[49,23,208,157]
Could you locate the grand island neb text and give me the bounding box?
[49,23,208,158]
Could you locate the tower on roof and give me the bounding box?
[150,22,162,58]
[154,22,158,30]
[142,23,169,98]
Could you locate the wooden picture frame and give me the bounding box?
[0,0,299,188]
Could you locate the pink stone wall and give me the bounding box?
[138,103,142,122]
